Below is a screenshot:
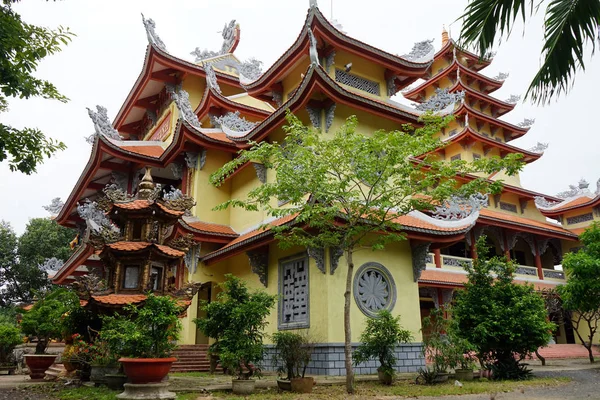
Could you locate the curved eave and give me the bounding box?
[52,244,95,285]
[102,242,184,259]
[432,39,492,71]
[243,6,430,96]
[113,43,243,130]
[539,195,600,217]
[404,60,503,101]
[478,210,578,240]
[454,103,529,140]
[176,219,239,244]
[450,81,515,116]
[194,85,271,120]
[231,64,423,146]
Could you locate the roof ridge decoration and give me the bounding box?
[77,199,121,244]
[212,111,258,137]
[505,94,521,104]
[555,178,595,199]
[204,64,222,94]
[190,19,239,62]
[414,87,464,113]
[165,84,202,129]
[534,196,561,209]
[86,106,123,144]
[402,39,435,63]
[43,197,64,216]
[518,118,535,128]
[141,14,167,52]
[528,142,548,154]
[433,193,488,221]
[494,72,509,81]
[308,30,320,66]
[39,257,64,274]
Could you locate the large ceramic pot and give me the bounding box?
[277,379,291,391]
[232,379,256,395]
[90,364,120,386]
[291,377,314,393]
[377,369,394,385]
[24,354,57,379]
[118,357,177,384]
[454,368,474,381]
[105,373,127,391]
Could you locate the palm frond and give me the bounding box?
[526,0,600,104]
[458,0,532,57]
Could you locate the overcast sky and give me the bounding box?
[2,0,599,234]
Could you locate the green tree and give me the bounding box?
[210,113,523,392]
[0,218,74,306]
[0,2,73,173]
[452,236,554,379]
[558,222,600,363]
[459,0,600,104]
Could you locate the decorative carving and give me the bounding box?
[421,287,440,308]
[185,152,199,170]
[71,274,110,300]
[442,256,472,268]
[567,213,594,225]
[325,103,336,133]
[86,105,122,143]
[325,51,336,71]
[505,94,521,104]
[190,20,238,62]
[411,242,431,282]
[306,105,321,129]
[402,39,435,61]
[170,163,184,179]
[518,118,535,128]
[528,142,548,154]
[131,168,146,193]
[77,199,120,243]
[433,193,488,221]
[163,188,196,211]
[110,172,128,192]
[39,257,64,273]
[204,64,222,94]
[494,72,509,81]
[499,202,518,213]
[238,58,263,81]
[516,266,537,276]
[213,111,257,132]
[190,48,219,62]
[353,262,397,317]
[103,183,131,202]
[141,14,167,52]
[441,288,454,306]
[386,74,399,97]
[272,91,283,107]
[199,148,207,170]
[165,85,202,129]
[309,0,318,8]
[184,243,201,275]
[474,225,504,250]
[516,232,536,255]
[329,246,344,275]
[168,234,194,251]
[543,270,565,280]
[519,199,528,214]
[307,247,326,274]
[136,167,161,200]
[557,179,591,199]
[253,162,267,184]
[247,249,269,287]
[308,30,320,65]
[414,88,464,112]
[335,69,381,96]
[43,198,64,216]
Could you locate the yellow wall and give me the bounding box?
[192,150,232,226]
[228,164,265,233]
[328,49,387,100]
[282,57,311,101]
[562,207,600,231]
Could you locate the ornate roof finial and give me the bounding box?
[43,197,64,216]
[414,88,464,112]
[308,30,320,66]
[309,0,318,8]
[441,25,449,46]
[86,105,122,143]
[204,64,222,94]
[137,167,156,200]
[528,142,548,154]
[141,14,167,52]
[403,39,435,62]
[579,178,590,190]
[166,85,202,129]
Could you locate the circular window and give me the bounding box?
[353,262,396,317]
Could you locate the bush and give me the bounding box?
[421,307,455,375]
[101,293,182,359]
[272,331,313,380]
[0,323,21,365]
[195,275,276,380]
[353,310,413,377]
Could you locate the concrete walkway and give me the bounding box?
[533,344,599,360]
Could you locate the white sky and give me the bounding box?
[2,0,599,234]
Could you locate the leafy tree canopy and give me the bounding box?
[458,0,600,104]
[0,2,73,173]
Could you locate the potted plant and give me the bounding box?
[353,310,413,385]
[272,331,314,392]
[101,293,182,384]
[20,288,80,379]
[449,336,476,381]
[419,308,453,384]
[196,275,276,395]
[0,323,21,375]
[69,333,93,381]
[88,336,120,386]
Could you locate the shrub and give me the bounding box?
[353,310,413,378]
[0,323,21,365]
[271,331,313,380]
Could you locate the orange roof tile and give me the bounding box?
[155,244,186,257]
[203,132,234,143]
[543,195,598,214]
[113,200,152,210]
[185,220,238,236]
[394,214,471,233]
[120,145,164,157]
[107,242,151,252]
[91,294,147,306]
[156,202,185,216]
[479,208,574,236]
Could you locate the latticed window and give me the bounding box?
[279,254,309,329]
[567,213,594,225]
[335,69,381,96]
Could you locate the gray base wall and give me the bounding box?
[262,342,424,376]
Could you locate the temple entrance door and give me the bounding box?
[195,283,212,345]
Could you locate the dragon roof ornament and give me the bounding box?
[534,196,560,209]
[204,64,222,94]
[238,58,263,82]
[43,197,64,216]
[166,85,202,129]
[77,199,120,239]
[213,111,257,134]
[528,142,548,154]
[309,0,318,8]
[308,30,320,66]
[191,20,238,62]
[402,39,435,63]
[505,94,521,104]
[86,105,122,143]
[518,118,535,128]
[433,193,488,221]
[556,179,592,199]
[494,72,509,81]
[39,257,64,273]
[414,88,464,112]
[141,14,167,52]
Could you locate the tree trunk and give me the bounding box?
[344,250,355,394]
[586,344,595,364]
[535,349,545,366]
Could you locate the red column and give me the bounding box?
[434,249,442,268]
[181,165,189,195]
[469,231,477,259]
[534,237,543,280]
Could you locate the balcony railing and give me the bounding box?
[441,255,472,269]
[543,269,565,280]
[515,265,538,277]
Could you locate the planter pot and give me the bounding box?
[455,368,474,381]
[209,354,219,374]
[77,363,91,382]
[433,372,449,383]
[24,354,57,380]
[118,357,177,384]
[377,369,394,385]
[90,364,120,386]
[105,374,128,391]
[291,377,314,393]
[277,379,291,391]
[232,379,256,395]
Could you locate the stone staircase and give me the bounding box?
[172,344,220,373]
[45,364,66,380]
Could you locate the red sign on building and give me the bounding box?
[149,112,172,141]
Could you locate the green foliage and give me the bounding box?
[458,0,600,104]
[0,218,75,306]
[488,358,533,380]
[271,331,313,380]
[421,308,457,375]
[0,323,21,364]
[0,3,72,173]
[20,287,80,354]
[452,236,554,378]
[558,222,600,362]
[195,275,276,380]
[353,310,412,377]
[101,293,182,359]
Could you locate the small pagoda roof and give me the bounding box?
[102,241,186,258]
[432,39,492,72]
[478,208,577,239]
[449,81,515,117]
[242,4,431,96]
[537,193,600,217]
[453,103,529,141]
[90,294,148,307]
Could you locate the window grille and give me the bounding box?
[335,69,381,96]
[499,202,518,213]
[279,255,309,329]
[450,154,462,161]
[567,213,594,225]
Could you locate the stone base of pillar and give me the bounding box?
[116,383,176,400]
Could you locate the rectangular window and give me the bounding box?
[279,254,309,329]
[151,265,164,291]
[123,265,140,289]
[131,220,144,241]
[567,213,594,225]
[450,154,461,161]
[335,69,381,96]
[473,153,481,160]
[499,202,518,213]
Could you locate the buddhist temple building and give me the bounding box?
[51,2,593,375]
